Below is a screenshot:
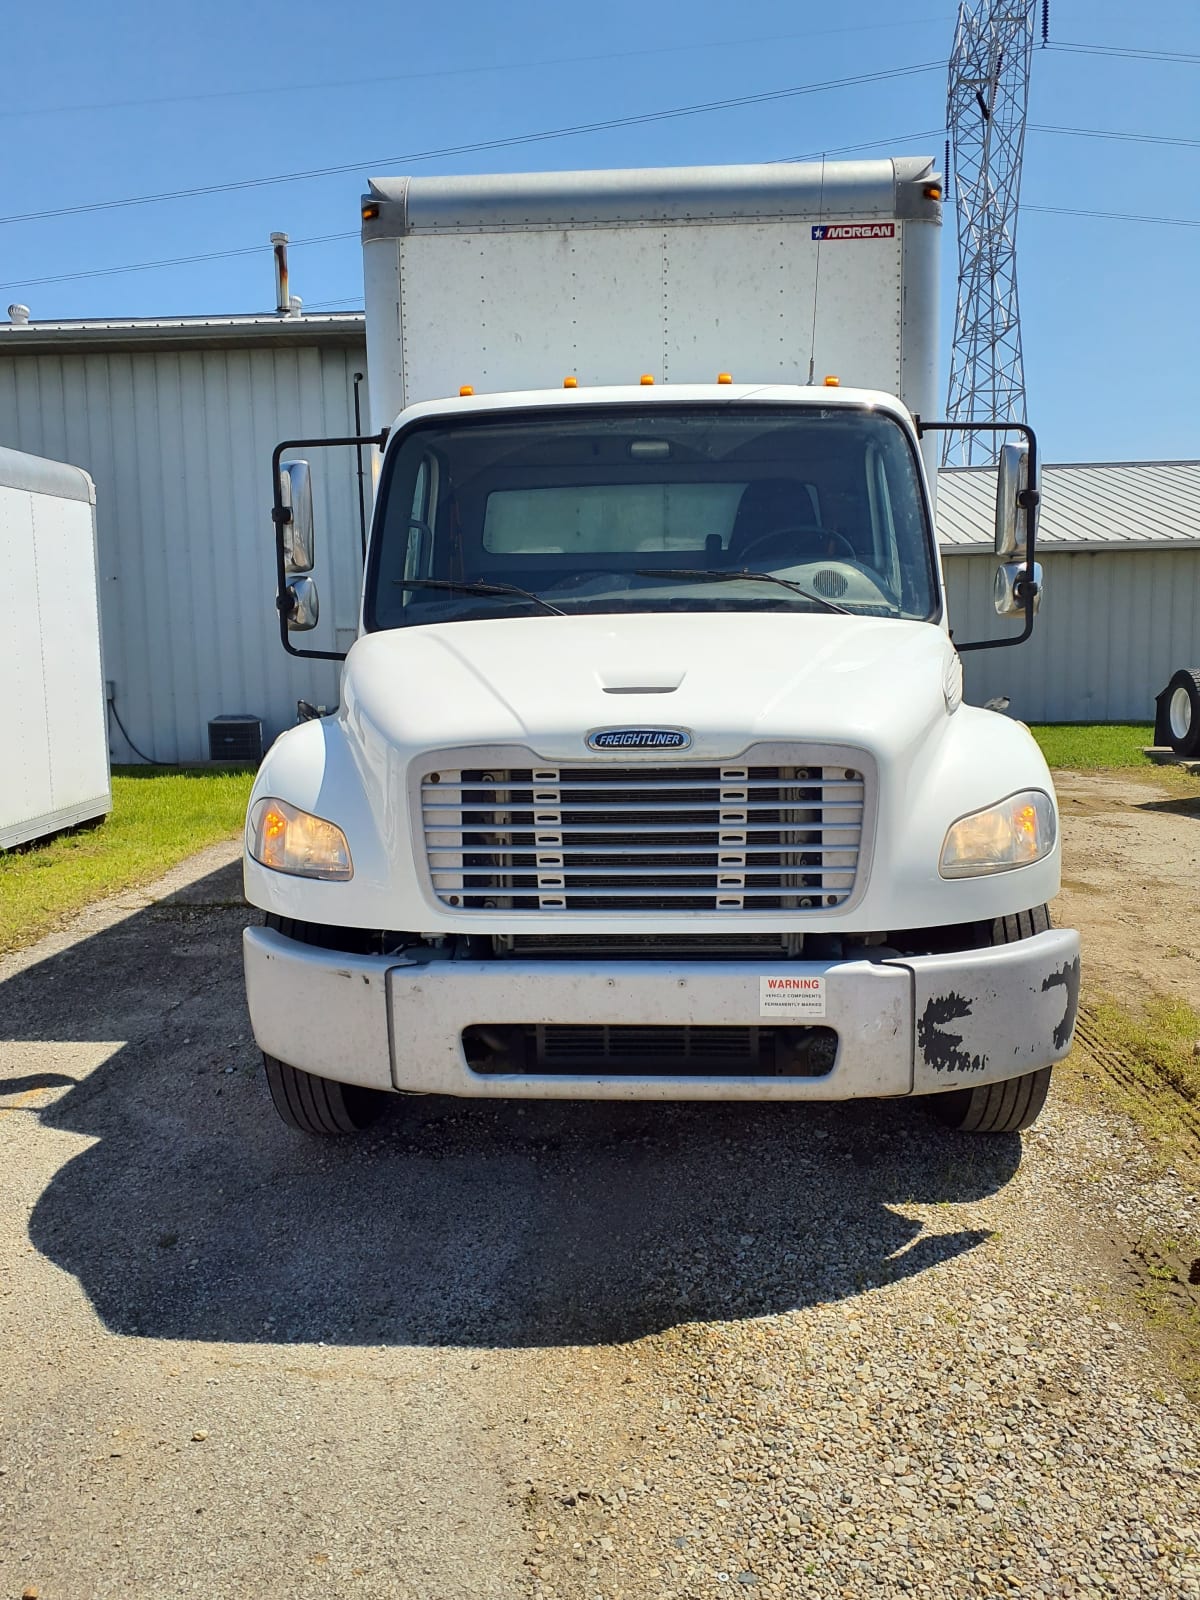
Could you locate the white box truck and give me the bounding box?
[243,160,1079,1137]
[1,444,111,850]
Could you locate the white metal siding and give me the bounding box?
[1,462,110,847]
[0,345,364,762]
[382,222,904,422]
[945,549,1200,721]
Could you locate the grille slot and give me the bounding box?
[462,1023,839,1077]
[494,933,803,959]
[422,758,865,912]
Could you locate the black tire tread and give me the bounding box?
[929,904,1055,1135]
[263,1053,382,1135]
[1165,668,1200,757]
[259,915,390,1135]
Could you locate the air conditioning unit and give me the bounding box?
[208,714,263,764]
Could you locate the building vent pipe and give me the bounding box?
[270,232,289,314]
[287,295,303,319]
[8,303,31,325]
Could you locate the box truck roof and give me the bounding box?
[360,157,942,446]
[362,158,940,235]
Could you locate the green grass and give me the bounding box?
[0,765,255,954]
[1090,993,1200,1110]
[1028,723,1155,770]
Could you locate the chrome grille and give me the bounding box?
[421,757,865,912]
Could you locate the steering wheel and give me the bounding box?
[736,525,856,567]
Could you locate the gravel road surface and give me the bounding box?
[2,791,1199,1598]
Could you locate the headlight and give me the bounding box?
[940,790,1055,878]
[248,797,352,880]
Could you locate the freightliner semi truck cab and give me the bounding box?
[244,160,1080,1136]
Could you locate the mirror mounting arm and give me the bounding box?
[270,430,389,662]
[913,418,1040,654]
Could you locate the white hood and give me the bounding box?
[340,612,956,765]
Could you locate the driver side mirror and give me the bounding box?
[283,574,320,632]
[278,460,316,574]
[994,442,1037,559]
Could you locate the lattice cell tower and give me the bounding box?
[942,1,1045,465]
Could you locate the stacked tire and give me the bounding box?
[1155,668,1200,757]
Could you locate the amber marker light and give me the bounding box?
[459,384,475,396]
[717,373,733,384]
[824,375,840,387]
[563,376,578,388]
[640,374,655,385]
[262,805,287,842]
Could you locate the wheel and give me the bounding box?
[1164,669,1200,756]
[263,1054,386,1135]
[259,914,390,1135]
[928,905,1054,1134]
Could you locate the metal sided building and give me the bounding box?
[1,300,1196,751]
[0,311,367,763]
[939,460,1200,722]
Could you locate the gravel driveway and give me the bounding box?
[2,799,1199,1598]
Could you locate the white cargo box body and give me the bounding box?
[0,445,111,849]
[361,158,941,473]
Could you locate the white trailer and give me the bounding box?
[242,161,1079,1138]
[1,445,110,849]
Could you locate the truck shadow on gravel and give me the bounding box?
[5,864,1020,1348]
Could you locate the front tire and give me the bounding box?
[259,913,390,1135]
[928,905,1055,1134]
[928,1064,1052,1134]
[263,1054,387,1135]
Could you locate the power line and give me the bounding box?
[1025,202,1200,227]
[8,118,1200,295]
[774,128,944,161]
[0,231,355,293]
[1030,122,1200,149]
[0,16,952,122]
[0,61,941,228]
[0,126,947,292]
[1047,40,1200,65]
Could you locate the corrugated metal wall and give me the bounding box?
[0,344,364,762]
[0,338,1191,748]
[945,549,1200,721]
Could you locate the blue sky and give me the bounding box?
[1,0,1196,462]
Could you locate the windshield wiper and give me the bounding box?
[394,578,565,616]
[635,567,852,616]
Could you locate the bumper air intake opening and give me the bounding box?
[462,1023,839,1077]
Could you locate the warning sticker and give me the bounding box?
[811,222,897,241]
[760,975,827,1019]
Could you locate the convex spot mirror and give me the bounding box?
[279,460,315,574]
[994,442,1037,559]
[994,559,1043,619]
[285,574,320,632]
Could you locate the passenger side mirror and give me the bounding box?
[994,442,1035,559]
[284,574,320,631]
[994,559,1043,618]
[278,460,315,574]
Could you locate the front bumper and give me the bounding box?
[243,925,1080,1102]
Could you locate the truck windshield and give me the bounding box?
[365,405,938,630]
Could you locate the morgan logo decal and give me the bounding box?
[811,222,897,241]
[586,728,692,751]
